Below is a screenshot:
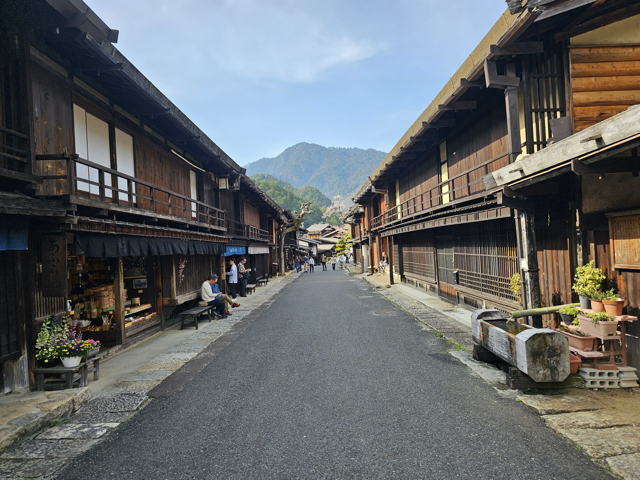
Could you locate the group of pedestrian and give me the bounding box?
[293,253,350,272]
[200,257,253,318]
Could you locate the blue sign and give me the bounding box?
[222,246,246,257]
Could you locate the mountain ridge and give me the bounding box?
[245,142,386,200]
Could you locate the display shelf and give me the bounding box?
[125,304,151,317]
[124,276,147,279]
[125,314,159,339]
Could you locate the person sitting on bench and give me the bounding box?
[201,274,240,318]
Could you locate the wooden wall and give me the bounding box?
[244,202,260,228]
[398,152,438,204]
[134,135,191,217]
[570,45,640,132]
[536,224,573,309]
[219,191,237,223]
[31,63,74,196]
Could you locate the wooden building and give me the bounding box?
[345,0,640,369]
[0,0,284,393]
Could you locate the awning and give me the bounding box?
[74,233,226,258]
[222,246,246,257]
[248,245,269,255]
[0,217,28,251]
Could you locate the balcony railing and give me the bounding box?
[0,125,38,183]
[371,152,508,229]
[226,219,270,242]
[36,155,225,229]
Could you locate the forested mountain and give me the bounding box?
[250,174,341,226]
[245,143,386,200]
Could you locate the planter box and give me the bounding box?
[578,315,618,337]
[603,300,624,316]
[558,329,597,351]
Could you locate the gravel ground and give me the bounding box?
[54,270,610,479]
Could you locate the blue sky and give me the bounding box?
[86,1,507,166]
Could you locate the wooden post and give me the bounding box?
[155,257,163,330]
[518,210,542,327]
[114,257,125,345]
[504,63,522,163]
[388,236,394,285]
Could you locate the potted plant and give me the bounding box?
[572,261,605,309]
[589,290,606,312]
[85,339,101,358]
[557,323,597,351]
[602,289,624,316]
[35,314,70,367]
[578,311,618,337]
[558,306,579,326]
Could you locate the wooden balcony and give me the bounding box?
[226,219,270,242]
[371,152,508,230]
[0,126,41,184]
[35,155,225,231]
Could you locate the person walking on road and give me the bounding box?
[321,253,327,271]
[226,258,238,299]
[309,256,315,272]
[330,255,337,270]
[303,255,309,273]
[338,254,344,270]
[295,255,301,273]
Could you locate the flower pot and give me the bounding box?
[559,313,574,326]
[578,315,618,337]
[37,358,58,368]
[60,356,81,368]
[87,347,100,358]
[579,296,591,309]
[558,330,597,351]
[590,299,605,312]
[569,353,581,374]
[603,300,624,316]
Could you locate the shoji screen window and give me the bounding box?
[190,170,197,219]
[439,141,449,204]
[115,128,135,205]
[73,105,112,199]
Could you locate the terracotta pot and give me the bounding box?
[569,353,581,374]
[558,330,597,351]
[578,315,618,337]
[603,300,623,316]
[590,299,605,312]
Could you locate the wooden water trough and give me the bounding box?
[471,309,570,383]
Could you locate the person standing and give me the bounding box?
[309,256,315,272]
[226,258,238,299]
[303,255,309,273]
[295,255,301,273]
[330,255,337,270]
[338,253,345,270]
[238,257,249,297]
[321,253,327,271]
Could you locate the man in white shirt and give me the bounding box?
[201,274,240,317]
[227,258,238,298]
[309,256,315,273]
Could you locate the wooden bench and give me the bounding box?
[86,355,104,382]
[34,362,87,391]
[179,305,214,330]
[257,277,268,287]
[245,284,256,295]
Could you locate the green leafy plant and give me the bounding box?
[587,311,615,325]
[35,315,70,363]
[510,273,523,307]
[590,290,606,301]
[572,261,605,298]
[559,306,579,317]
[602,289,619,301]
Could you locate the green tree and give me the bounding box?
[335,232,352,256]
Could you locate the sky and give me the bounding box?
[85,0,507,166]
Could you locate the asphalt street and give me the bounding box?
[56,270,610,479]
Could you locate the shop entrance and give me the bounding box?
[436,236,456,301]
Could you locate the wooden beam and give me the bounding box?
[484,60,520,89]
[572,158,640,176]
[489,42,544,56]
[422,119,455,129]
[114,257,125,345]
[410,135,439,143]
[504,63,522,160]
[438,101,477,111]
[497,191,534,212]
[0,167,43,184]
[461,78,485,88]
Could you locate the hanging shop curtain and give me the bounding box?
[0,218,28,251]
[74,233,226,258]
[222,246,246,257]
[248,245,269,255]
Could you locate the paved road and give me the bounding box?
[57,270,609,479]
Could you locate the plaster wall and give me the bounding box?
[571,14,640,45]
[582,173,640,214]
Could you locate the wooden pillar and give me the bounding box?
[504,63,522,163]
[388,236,394,285]
[169,255,177,301]
[114,257,125,345]
[517,210,542,327]
[154,257,163,330]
